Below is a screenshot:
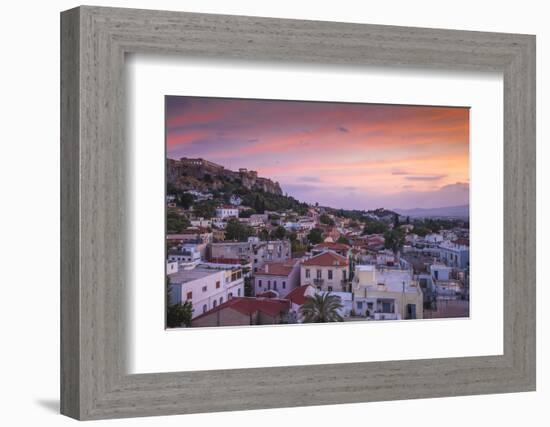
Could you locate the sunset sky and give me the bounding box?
[166,96,469,210]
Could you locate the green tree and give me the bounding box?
[307,228,324,245]
[193,200,216,219]
[384,229,405,254]
[244,276,253,297]
[363,221,388,235]
[166,277,193,328]
[337,236,350,245]
[225,218,253,241]
[166,209,190,233]
[301,293,344,323]
[239,208,256,218]
[320,213,335,226]
[271,225,287,240]
[393,213,400,229]
[258,228,270,241]
[176,192,194,209]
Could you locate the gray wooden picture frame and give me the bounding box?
[60,5,536,421]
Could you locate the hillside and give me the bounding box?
[394,204,469,219]
[167,157,308,215]
[167,157,283,195]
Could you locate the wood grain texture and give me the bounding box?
[60,6,536,420]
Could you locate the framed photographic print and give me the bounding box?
[61,6,536,420]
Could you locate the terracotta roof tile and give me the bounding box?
[302,251,349,267]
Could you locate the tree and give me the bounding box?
[307,228,324,245]
[336,236,350,245]
[393,213,400,229]
[301,293,344,323]
[258,228,270,241]
[176,192,194,209]
[320,213,335,226]
[244,276,253,297]
[193,200,216,219]
[225,218,253,241]
[166,277,193,327]
[406,216,410,225]
[362,221,387,235]
[384,229,405,254]
[271,225,287,240]
[239,208,256,218]
[166,209,190,233]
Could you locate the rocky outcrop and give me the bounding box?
[167,157,283,195]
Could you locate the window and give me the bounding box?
[357,301,363,309]
[305,269,310,278]
[316,269,322,279]
[219,297,223,304]
[213,300,217,308]
[328,286,333,292]
[202,304,207,313]
[202,285,207,292]
[216,281,220,289]
[328,270,333,280]
[367,302,373,309]
[228,292,233,299]
[237,288,241,296]
[282,281,286,289]
[267,280,271,290]
[186,291,192,300]
[343,270,347,280]
[258,279,262,288]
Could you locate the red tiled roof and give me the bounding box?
[302,251,349,267]
[255,261,295,276]
[207,257,245,264]
[284,285,311,306]
[257,290,278,298]
[192,297,290,321]
[452,238,470,247]
[314,242,350,251]
[168,227,210,235]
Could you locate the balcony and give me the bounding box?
[313,278,324,287]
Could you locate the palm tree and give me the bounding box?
[301,292,344,323]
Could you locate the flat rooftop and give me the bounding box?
[168,267,220,284]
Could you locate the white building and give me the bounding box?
[301,251,350,293]
[168,264,245,318]
[229,195,242,206]
[215,205,239,219]
[166,260,178,275]
[424,233,444,244]
[352,265,423,320]
[167,246,202,268]
[438,238,470,269]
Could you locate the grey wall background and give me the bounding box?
[1,0,547,426]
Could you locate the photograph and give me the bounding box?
[165,96,470,328]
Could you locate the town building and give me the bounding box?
[438,238,470,269]
[215,205,239,219]
[210,238,291,272]
[301,251,350,293]
[166,227,213,244]
[254,259,301,297]
[167,245,202,268]
[168,264,244,318]
[191,297,291,327]
[351,265,423,320]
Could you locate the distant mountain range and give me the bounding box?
[394,204,469,219]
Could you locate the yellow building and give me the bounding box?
[352,265,423,320]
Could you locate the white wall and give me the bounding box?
[0,1,547,426]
